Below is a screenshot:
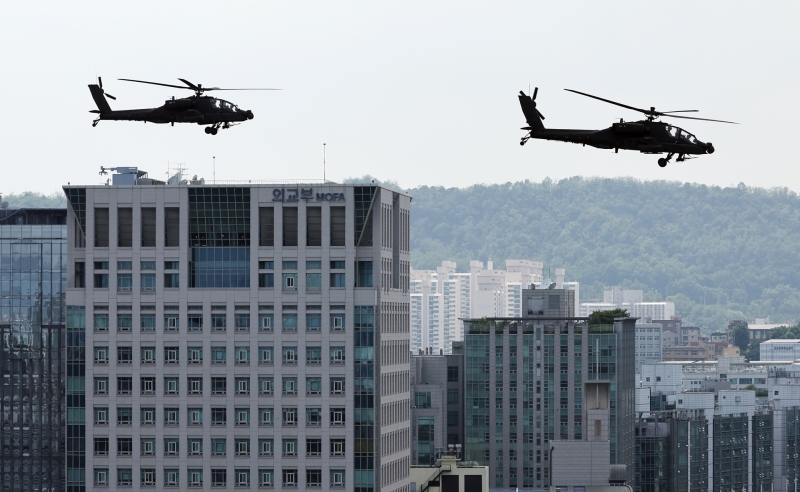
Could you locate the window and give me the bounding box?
[140,377,155,395]
[448,388,459,404]
[259,469,274,487]
[331,377,345,395]
[415,392,432,408]
[164,314,179,331]
[188,469,203,487]
[282,313,298,331]
[283,273,297,290]
[258,377,274,395]
[164,273,179,288]
[211,346,227,364]
[283,407,298,426]
[164,438,179,456]
[117,377,133,395]
[236,377,250,395]
[448,366,459,382]
[164,207,180,247]
[307,272,322,291]
[117,406,133,425]
[189,438,203,456]
[331,346,345,363]
[235,407,250,426]
[306,407,322,426]
[118,207,133,247]
[330,272,346,288]
[212,468,227,487]
[282,260,298,269]
[283,346,298,364]
[75,262,86,288]
[258,273,274,288]
[141,438,155,456]
[259,438,274,456]
[330,314,345,330]
[141,407,155,425]
[94,346,109,364]
[212,407,227,426]
[306,260,322,269]
[235,313,250,331]
[259,346,274,364]
[330,206,345,246]
[236,469,250,488]
[164,468,179,487]
[117,468,133,486]
[283,377,298,395]
[211,438,227,456]
[94,377,109,394]
[94,437,110,456]
[330,408,345,425]
[282,438,298,456]
[235,346,250,364]
[140,313,156,331]
[188,407,203,425]
[448,410,459,426]
[94,468,109,486]
[307,207,322,246]
[258,314,274,331]
[211,313,227,331]
[94,273,109,289]
[283,207,298,246]
[211,377,227,395]
[235,438,250,456]
[94,261,109,270]
[306,377,322,395]
[330,469,346,487]
[164,407,179,425]
[187,346,203,364]
[306,346,322,364]
[259,407,274,426]
[117,273,132,292]
[94,313,109,331]
[306,438,322,457]
[356,261,373,287]
[117,346,132,363]
[164,346,179,364]
[330,439,345,456]
[140,260,156,270]
[188,314,203,331]
[189,378,202,396]
[94,407,109,425]
[301,315,321,334]
[117,313,132,332]
[164,260,179,270]
[164,377,179,394]
[259,207,274,246]
[141,273,156,291]
[306,469,323,487]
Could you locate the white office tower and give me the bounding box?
[64,173,411,492]
[409,264,471,355]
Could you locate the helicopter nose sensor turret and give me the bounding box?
[706,142,715,154]
[246,110,254,120]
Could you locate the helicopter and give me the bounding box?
[518,87,737,167]
[88,77,279,134]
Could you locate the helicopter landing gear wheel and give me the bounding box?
[658,158,667,168]
[204,127,211,134]
[210,127,218,135]
[205,126,218,135]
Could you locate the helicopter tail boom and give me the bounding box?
[88,85,112,114]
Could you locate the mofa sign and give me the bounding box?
[272,188,345,203]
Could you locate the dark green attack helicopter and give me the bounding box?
[88,77,279,135]
[518,87,737,167]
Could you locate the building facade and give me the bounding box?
[63,177,411,492]
[463,289,636,489]
[0,208,67,492]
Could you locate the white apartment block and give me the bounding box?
[64,172,412,492]
[579,288,674,321]
[635,322,663,373]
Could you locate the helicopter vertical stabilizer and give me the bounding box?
[518,89,545,132]
[88,85,112,114]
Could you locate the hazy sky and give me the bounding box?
[2,1,799,194]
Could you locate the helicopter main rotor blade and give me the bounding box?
[204,88,282,91]
[177,78,200,90]
[565,89,651,116]
[662,114,739,124]
[661,110,699,114]
[119,78,193,90]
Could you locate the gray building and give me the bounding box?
[62,171,411,492]
[0,208,67,492]
[463,289,636,489]
[409,341,465,465]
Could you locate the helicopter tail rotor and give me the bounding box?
[519,88,545,132]
[97,77,116,100]
[88,78,113,114]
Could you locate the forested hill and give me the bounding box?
[408,177,800,332]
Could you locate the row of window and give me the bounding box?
[93,436,346,458]
[90,273,178,290]
[92,375,346,397]
[93,467,345,488]
[93,345,347,365]
[92,406,346,427]
[92,312,345,332]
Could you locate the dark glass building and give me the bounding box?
[0,208,67,492]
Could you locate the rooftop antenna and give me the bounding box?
[213,156,216,184]
[323,143,326,182]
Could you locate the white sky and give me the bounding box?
[2,1,799,194]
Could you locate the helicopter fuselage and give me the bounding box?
[525,120,714,156]
[92,94,254,126]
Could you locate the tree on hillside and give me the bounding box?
[588,309,630,325]
[731,324,750,352]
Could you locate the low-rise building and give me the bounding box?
[409,449,489,492]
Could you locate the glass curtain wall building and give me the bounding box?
[63,176,411,492]
[463,291,636,489]
[0,209,67,492]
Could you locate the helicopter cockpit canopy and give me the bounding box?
[214,99,240,111]
[666,125,699,144]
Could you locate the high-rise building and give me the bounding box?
[63,172,411,492]
[0,208,67,492]
[463,289,636,489]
